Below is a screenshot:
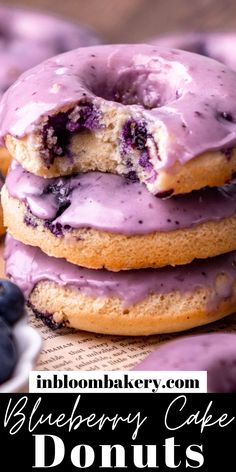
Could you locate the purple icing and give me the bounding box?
[2,44,236,169]
[134,333,236,393]
[4,235,236,309]
[6,161,236,236]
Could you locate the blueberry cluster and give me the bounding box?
[0,279,25,385]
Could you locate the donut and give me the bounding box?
[1,44,236,196]
[0,5,102,180]
[0,148,11,177]
[149,32,236,71]
[4,235,236,335]
[0,171,5,236]
[3,161,236,270]
[0,195,4,235]
[134,333,236,392]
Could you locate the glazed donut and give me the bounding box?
[134,333,236,392]
[150,32,236,71]
[5,236,236,335]
[2,44,236,196]
[3,161,236,270]
[0,5,102,232]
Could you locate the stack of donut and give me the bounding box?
[0,5,101,235]
[2,44,236,335]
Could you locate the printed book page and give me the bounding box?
[30,313,236,371]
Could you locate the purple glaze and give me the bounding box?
[6,161,236,235]
[0,5,101,96]
[134,333,236,393]
[149,32,236,71]
[4,235,236,309]
[1,45,236,169]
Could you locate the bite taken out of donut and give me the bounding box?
[2,45,236,195]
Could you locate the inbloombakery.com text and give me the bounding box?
[29,371,207,393]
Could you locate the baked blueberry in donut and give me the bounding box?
[3,160,236,271]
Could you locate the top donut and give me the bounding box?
[1,44,236,195]
[0,5,101,96]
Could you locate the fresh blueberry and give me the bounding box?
[0,318,17,384]
[0,280,25,325]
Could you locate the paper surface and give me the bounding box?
[30,313,236,371]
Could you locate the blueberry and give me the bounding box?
[0,318,17,384]
[0,280,25,325]
[42,103,100,164]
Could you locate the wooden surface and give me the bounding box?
[3,0,236,43]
